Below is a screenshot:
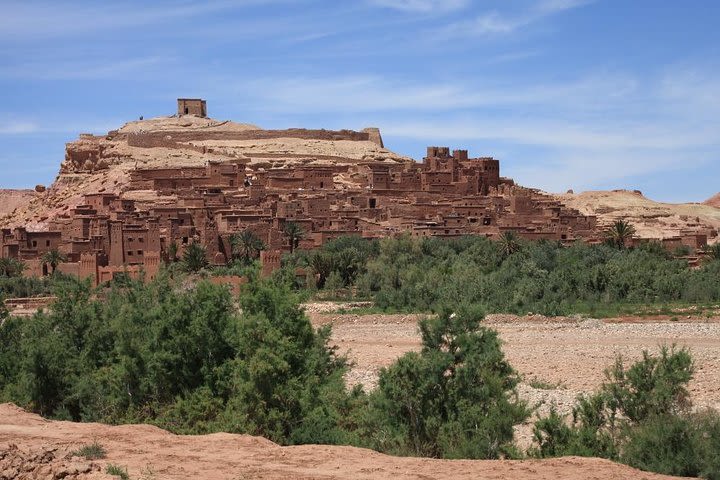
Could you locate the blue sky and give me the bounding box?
[1,0,718,202]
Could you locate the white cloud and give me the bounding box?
[220,65,719,194]
[237,73,639,114]
[0,56,168,80]
[444,0,593,38]
[0,121,39,135]
[367,0,469,13]
[0,0,288,39]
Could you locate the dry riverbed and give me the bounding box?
[306,304,720,449]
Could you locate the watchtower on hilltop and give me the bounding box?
[177,98,207,117]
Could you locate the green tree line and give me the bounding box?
[287,233,720,316]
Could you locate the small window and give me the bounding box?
[138,238,144,243]
[128,237,133,242]
[182,237,189,245]
[483,218,492,226]
[127,251,133,256]
[137,250,143,255]
[46,240,51,247]
[32,240,37,247]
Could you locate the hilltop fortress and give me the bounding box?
[0,99,710,284]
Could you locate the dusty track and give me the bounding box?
[0,404,688,479]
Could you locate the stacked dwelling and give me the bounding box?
[1,99,708,286]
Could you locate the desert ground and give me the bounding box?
[0,403,690,480]
[306,304,720,449]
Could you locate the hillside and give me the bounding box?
[0,403,689,480]
[705,193,720,208]
[556,190,720,241]
[0,115,408,231]
[0,189,36,219]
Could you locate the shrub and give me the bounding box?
[106,464,129,480]
[0,274,352,446]
[622,414,701,478]
[295,234,720,317]
[360,308,528,458]
[622,411,720,479]
[72,441,106,460]
[216,277,350,444]
[531,346,720,479]
[603,345,693,422]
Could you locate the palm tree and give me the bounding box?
[182,242,209,272]
[230,230,265,265]
[336,248,361,286]
[41,249,67,275]
[166,241,179,264]
[498,231,521,258]
[702,243,720,261]
[0,258,25,277]
[283,222,304,253]
[605,220,636,249]
[309,251,335,289]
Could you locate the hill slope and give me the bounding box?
[0,403,689,480]
[705,192,720,208]
[0,115,407,230]
[556,190,720,241]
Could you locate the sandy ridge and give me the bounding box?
[0,403,688,480]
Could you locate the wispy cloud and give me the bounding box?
[0,0,288,39]
[0,56,169,80]
[0,121,39,135]
[443,0,593,38]
[220,64,719,194]
[236,73,639,113]
[367,0,469,13]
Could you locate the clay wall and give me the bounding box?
[208,275,248,296]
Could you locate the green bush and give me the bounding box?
[0,273,352,446]
[531,346,720,479]
[622,410,720,479]
[622,414,701,478]
[603,345,693,422]
[358,308,528,459]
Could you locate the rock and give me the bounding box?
[35,184,46,193]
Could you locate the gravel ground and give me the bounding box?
[306,305,720,450]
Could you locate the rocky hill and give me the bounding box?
[2,110,718,245]
[0,115,407,231]
[705,192,720,208]
[555,189,720,242]
[0,189,36,219]
[0,403,689,480]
